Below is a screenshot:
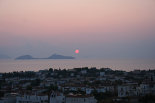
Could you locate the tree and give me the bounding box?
[31,79,41,86]
[49,68,53,73]
[139,94,155,103]
[0,91,4,98]
[26,85,32,90]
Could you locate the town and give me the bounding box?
[0,67,155,103]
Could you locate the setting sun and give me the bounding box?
[75,49,79,54]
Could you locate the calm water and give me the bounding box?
[0,59,155,73]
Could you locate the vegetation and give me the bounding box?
[92,90,114,102]
[139,94,155,103]
[26,85,32,90]
[31,79,41,86]
[3,71,36,78]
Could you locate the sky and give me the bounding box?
[0,0,155,59]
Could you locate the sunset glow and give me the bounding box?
[0,0,155,59]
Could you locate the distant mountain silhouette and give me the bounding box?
[15,54,75,60]
[47,54,75,59]
[0,54,10,59]
[15,55,34,60]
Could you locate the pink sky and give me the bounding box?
[0,0,155,58]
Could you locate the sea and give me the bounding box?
[0,59,155,73]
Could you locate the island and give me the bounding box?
[15,54,75,60]
[15,55,34,60]
[47,54,75,59]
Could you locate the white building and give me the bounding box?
[49,92,97,103]
[60,85,86,92]
[96,85,114,93]
[118,84,140,97]
[50,92,65,103]
[96,87,106,93]
[86,88,94,94]
[140,83,150,95]
[70,73,74,77]
[16,94,48,103]
[81,70,87,74]
[0,74,2,78]
[66,95,97,103]
[0,74,2,81]
[22,82,31,88]
[0,93,19,103]
[100,72,105,77]
[118,85,130,97]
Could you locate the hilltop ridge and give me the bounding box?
[15,54,75,60]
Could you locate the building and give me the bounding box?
[81,70,87,74]
[50,92,65,103]
[66,94,97,103]
[0,74,3,81]
[140,83,151,95]
[99,72,105,77]
[86,88,94,94]
[118,85,130,97]
[49,92,97,103]
[0,93,19,103]
[118,84,140,97]
[16,94,48,103]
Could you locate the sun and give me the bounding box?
[75,49,79,54]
